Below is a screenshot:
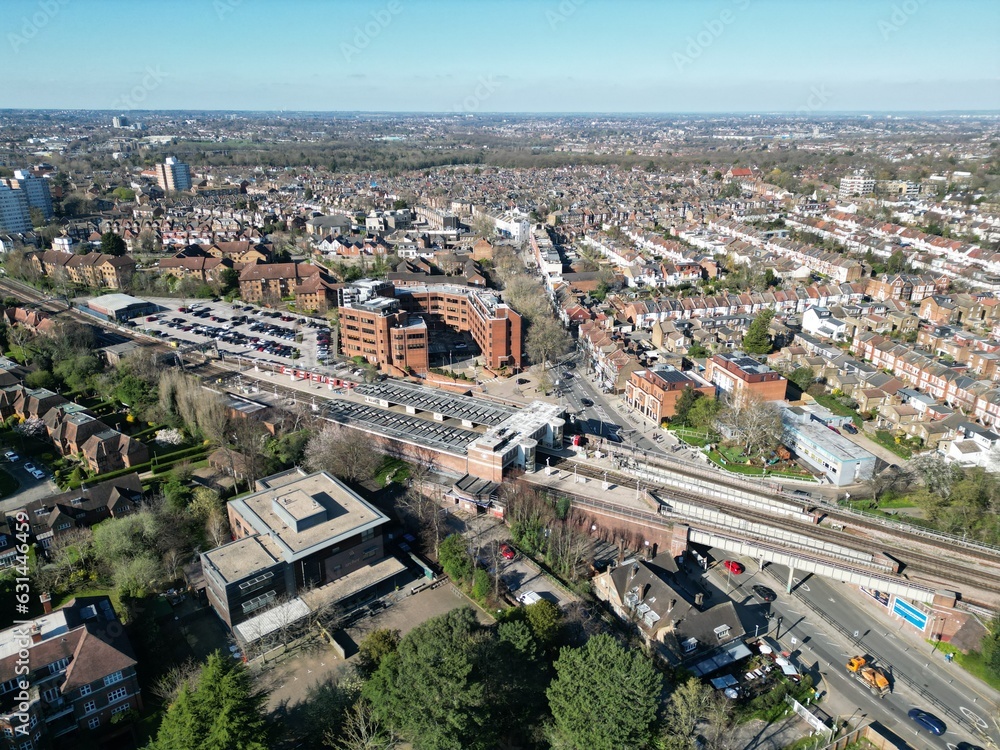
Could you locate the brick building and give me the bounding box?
[338,283,522,374]
[705,352,787,403]
[0,596,141,749]
[624,366,715,424]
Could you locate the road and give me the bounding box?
[555,350,668,458]
[714,552,1000,750]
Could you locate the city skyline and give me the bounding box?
[2,0,998,113]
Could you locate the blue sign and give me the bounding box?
[891,596,929,631]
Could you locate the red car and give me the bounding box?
[723,560,745,575]
[499,543,516,560]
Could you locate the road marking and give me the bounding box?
[960,706,988,729]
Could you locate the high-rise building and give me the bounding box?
[155,156,192,192]
[112,115,129,128]
[0,183,31,233]
[839,171,875,198]
[7,169,53,220]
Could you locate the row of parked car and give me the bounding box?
[4,451,48,480]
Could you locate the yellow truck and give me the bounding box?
[846,655,890,698]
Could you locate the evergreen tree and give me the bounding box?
[671,385,702,427]
[150,652,269,750]
[742,309,775,355]
[547,634,662,750]
[100,231,127,256]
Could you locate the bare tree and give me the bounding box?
[162,548,187,582]
[526,316,571,371]
[206,509,231,548]
[304,424,382,483]
[328,698,397,750]
[150,658,200,704]
[713,392,783,459]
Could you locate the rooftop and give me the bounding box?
[202,533,282,585]
[230,469,390,563]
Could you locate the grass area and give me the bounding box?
[872,430,915,459]
[53,586,119,612]
[706,450,814,480]
[812,393,863,426]
[930,642,1000,691]
[871,495,918,509]
[667,425,715,448]
[374,457,411,487]
[0,468,19,499]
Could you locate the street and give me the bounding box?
[712,551,999,749]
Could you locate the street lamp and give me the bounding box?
[775,616,783,640]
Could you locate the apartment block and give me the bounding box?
[625,366,715,424]
[705,352,787,402]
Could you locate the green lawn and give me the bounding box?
[706,450,814,480]
[667,426,715,448]
[930,642,1000,692]
[812,393,863,426]
[374,457,410,487]
[873,430,915,459]
[0,468,19,499]
[54,587,119,612]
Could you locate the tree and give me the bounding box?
[687,396,722,432]
[331,698,397,750]
[523,598,563,648]
[526,317,571,370]
[218,267,240,296]
[742,309,775,355]
[686,342,710,359]
[358,628,401,677]
[150,651,269,750]
[660,677,711,750]
[437,533,474,584]
[714,393,783,458]
[547,634,662,750]
[112,554,163,599]
[99,231,127,256]
[304,424,382,483]
[788,366,815,392]
[670,385,702,427]
[865,464,912,503]
[364,607,500,750]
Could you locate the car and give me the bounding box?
[455,342,467,349]
[843,423,858,434]
[516,378,529,385]
[827,425,841,435]
[907,709,945,736]
[4,451,19,462]
[23,462,37,472]
[499,543,515,560]
[580,398,594,407]
[564,361,576,369]
[957,743,986,750]
[30,469,45,480]
[606,432,623,443]
[723,560,745,575]
[752,585,777,602]
[561,370,573,378]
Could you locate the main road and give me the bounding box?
[716,554,1000,750]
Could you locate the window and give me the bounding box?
[103,671,123,686]
[49,657,69,674]
[79,684,92,697]
[107,686,128,704]
[83,700,96,714]
[362,546,377,560]
[110,702,131,716]
[42,687,60,702]
[360,528,374,542]
[88,717,100,730]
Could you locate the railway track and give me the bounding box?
[543,455,1000,602]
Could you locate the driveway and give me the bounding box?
[843,428,906,469]
[0,463,58,515]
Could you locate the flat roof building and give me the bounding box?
[706,351,787,403]
[85,293,155,322]
[202,469,402,629]
[778,404,876,486]
[625,366,715,424]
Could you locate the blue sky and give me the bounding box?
[2,0,998,112]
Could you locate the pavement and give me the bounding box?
[0,461,59,516]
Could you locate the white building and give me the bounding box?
[801,307,847,341]
[7,169,53,219]
[155,156,192,192]
[0,183,30,233]
[839,172,875,199]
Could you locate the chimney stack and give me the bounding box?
[695,592,704,608]
[40,593,52,615]
[30,624,42,644]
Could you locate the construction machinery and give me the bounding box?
[846,655,891,698]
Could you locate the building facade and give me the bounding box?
[154,157,191,192]
[705,352,787,403]
[4,171,52,220]
[0,184,30,234]
[625,367,715,424]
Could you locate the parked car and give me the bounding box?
[580,398,594,407]
[499,543,516,560]
[907,709,945,736]
[30,469,45,480]
[843,423,858,434]
[752,585,777,602]
[4,451,18,462]
[723,560,745,575]
[23,462,37,473]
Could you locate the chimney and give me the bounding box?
[695,593,704,608]
[40,593,52,615]
[30,624,42,644]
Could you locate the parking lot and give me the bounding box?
[128,299,333,371]
[0,453,58,514]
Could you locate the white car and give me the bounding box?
[29,469,45,480]
[4,451,18,462]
